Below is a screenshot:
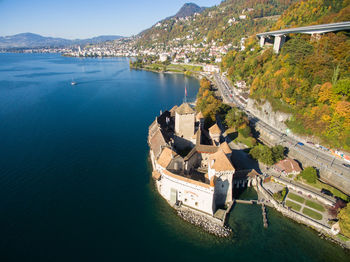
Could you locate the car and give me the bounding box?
[321,188,333,196]
[297,142,304,146]
[306,141,314,145]
[343,163,350,168]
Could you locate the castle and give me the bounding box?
[148,103,236,215]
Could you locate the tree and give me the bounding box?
[338,204,350,238]
[238,126,252,138]
[249,144,274,165]
[225,108,248,130]
[300,167,318,184]
[273,187,288,202]
[333,78,350,98]
[272,145,285,162]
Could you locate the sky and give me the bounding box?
[0,0,222,39]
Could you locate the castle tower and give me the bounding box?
[196,111,204,128]
[209,123,221,145]
[175,103,195,140]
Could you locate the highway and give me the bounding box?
[213,73,350,180]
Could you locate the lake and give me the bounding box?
[0,53,348,261]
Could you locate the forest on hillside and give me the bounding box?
[222,0,350,150]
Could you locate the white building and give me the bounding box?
[159,53,169,62]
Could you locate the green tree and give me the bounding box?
[238,126,252,138]
[300,167,318,184]
[338,204,350,238]
[225,108,248,130]
[249,144,274,165]
[333,78,350,99]
[272,145,285,162]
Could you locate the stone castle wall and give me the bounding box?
[175,112,195,139]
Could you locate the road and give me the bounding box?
[212,73,350,180]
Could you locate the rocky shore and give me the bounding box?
[176,209,232,237]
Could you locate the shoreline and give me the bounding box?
[130,65,205,81]
[145,70,350,249]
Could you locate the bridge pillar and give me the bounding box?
[273,35,286,54]
[259,36,265,48]
[311,33,321,42]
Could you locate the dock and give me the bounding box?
[232,199,269,228]
[262,203,268,228]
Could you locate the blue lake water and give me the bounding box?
[0,53,348,261]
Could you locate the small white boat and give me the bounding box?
[71,81,77,86]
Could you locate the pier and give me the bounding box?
[262,203,268,228]
[232,199,269,228]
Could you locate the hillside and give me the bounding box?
[0,33,123,48]
[136,0,297,49]
[221,0,350,150]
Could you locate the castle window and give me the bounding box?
[195,202,198,206]
[184,198,187,202]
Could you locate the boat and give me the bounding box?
[71,81,77,86]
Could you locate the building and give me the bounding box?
[148,102,236,215]
[274,158,302,175]
[159,53,169,62]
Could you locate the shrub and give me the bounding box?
[339,204,350,238]
[249,144,285,165]
[300,167,318,184]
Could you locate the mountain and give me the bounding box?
[0,33,123,49]
[174,3,206,18]
[136,0,297,48]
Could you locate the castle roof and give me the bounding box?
[274,158,301,174]
[184,144,219,161]
[152,171,161,180]
[163,169,213,189]
[219,141,232,155]
[209,123,221,135]
[209,149,235,172]
[176,103,195,115]
[169,105,178,117]
[158,147,176,169]
[149,129,167,159]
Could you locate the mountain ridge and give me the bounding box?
[0,32,123,49]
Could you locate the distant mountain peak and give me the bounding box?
[175,2,206,18]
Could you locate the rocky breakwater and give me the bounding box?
[177,209,232,237]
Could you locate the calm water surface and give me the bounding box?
[0,54,348,261]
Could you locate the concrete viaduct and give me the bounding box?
[257,21,350,53]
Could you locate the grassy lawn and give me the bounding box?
[337,234,350,242]
[182,64,203,72]
[302,207,323,220]
[286,200,302,211]
[235,133,256,148]
[305,200,325,212]
[287,193,305,204]
[166,64,203,73]
[296,176,349,201]
[225,128,256,148]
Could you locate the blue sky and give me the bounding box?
[0,0,221,39]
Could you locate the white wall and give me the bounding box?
[158,172,215,215]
